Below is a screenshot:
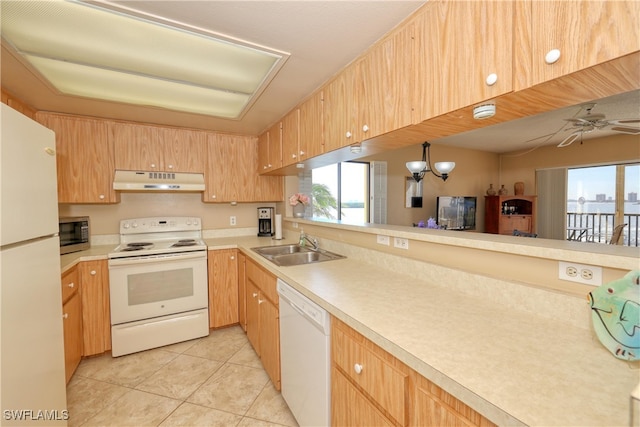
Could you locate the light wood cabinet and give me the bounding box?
[35,112,118,204]
[332,317,409,426]
[257,123,283,174]
[298,90,324,161]
[323,61,359,153]
[61,267,82,383]
[358,20,415,137]
[208,249,239,328]
[237,252,247,332]
[332,316,497,427]
[79,260,111,356]
[413,0,513,122]
[245,257,280,389]
[111,122,205,173]
[204,133,283,203]
[485,195,537,235]
[515,0,640,90]
[281,109,300,167]
[413,373,497,427]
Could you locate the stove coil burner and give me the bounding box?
[171,239,198,247]
[122,242,154,251]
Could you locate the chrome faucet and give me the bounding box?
[299,230,318,250]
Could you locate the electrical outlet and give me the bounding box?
[393,237,409,250]
[377,235,390,246]
[558,261,602,286]
[292,222,299,229]
[229,216,236,226]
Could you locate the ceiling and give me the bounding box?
[433,89,640,154]
[0,0,425,136]
[1,1,638,154]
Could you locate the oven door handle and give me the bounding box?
[109,251,206,266]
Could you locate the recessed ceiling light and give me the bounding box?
[1,1,289,119]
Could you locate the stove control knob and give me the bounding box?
[132,222,138,228]
[123,222,130,229]
[193,218,199,226]
[186,219,192,225]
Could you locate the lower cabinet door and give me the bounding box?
[259,297,280,390]
[246,280,261,355]
[62,292,83,383]
[332,368,394,427]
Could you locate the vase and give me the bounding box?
[486,184,496,196]
[514,181,525,196]
[293,203,305,218]
[498,184,508,196]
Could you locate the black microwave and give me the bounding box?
[59,216,90,254]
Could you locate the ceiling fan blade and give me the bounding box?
[557,131,580,148]
[610,126,640,135]
[610,119,640,125]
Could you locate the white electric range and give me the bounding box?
[108,217,209,357]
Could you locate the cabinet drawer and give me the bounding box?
[332,321,408,425]
[61,267,79,304]
[332,367,394,427]
[246,260,278,305]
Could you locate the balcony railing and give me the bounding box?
[566,212,639,247]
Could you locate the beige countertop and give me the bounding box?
[62,236,638,426]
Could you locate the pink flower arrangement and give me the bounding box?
[289,193,310,206]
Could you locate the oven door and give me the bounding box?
[108,251,208,325]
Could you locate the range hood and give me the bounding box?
[113,170,205,192]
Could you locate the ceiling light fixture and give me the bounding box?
[473,103,496,120]
[350,144,362,154]
[406,142,455,183]
[1,1,288,119]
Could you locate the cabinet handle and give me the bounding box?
[151,163,157,168]
[299,150,305,156]
[263,165,267,170]
[485,73,498,86]
[291,154,297,159]
[345,131,352,139]
[354,363,363,374]
[258,299,264,305]
[99,194,105,200]
[211,195,217,199]
[362,124,369,133]
[62,313,69,319]
[252,292,258,298]
[230,256,235,260]
[90,270,97,276]
[545,49,561,64]
[168,164,174,169]
[68,282,75,288]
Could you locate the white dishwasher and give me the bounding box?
[277,278,331,427]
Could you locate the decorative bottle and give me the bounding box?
[486,184,496,196]
[498,185,508,196]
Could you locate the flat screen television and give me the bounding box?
[436,196,477,230]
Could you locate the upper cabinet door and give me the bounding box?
[323,62,358,153]
[518,0,640,89]
[358,20,415,139]
[281,109,300,167]
[163,128,206,173]
[414,0,513,122]
[36,112,118,204]
[111,122,161,171]
[298,90,324,161]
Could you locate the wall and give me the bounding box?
[499,133,640,191]
[59,194,279,237]
[362,142,500,230]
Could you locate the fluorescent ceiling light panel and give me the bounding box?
[1,0,288,118]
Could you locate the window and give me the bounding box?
[567,163,638,246]
[311,162,369,224]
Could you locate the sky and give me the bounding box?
[567,164,639,200]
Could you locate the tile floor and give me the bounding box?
[66,326,298,427]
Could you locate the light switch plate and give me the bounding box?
[377,235,390,245]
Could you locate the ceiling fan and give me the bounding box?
[556,103,640,147]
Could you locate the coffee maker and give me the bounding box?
[257,207,274,236]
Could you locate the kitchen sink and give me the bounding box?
[252,244,345,266]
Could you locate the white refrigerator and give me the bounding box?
[1,104,68,426]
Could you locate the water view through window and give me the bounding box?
[567,163,639,246]
[312,162,369,224]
